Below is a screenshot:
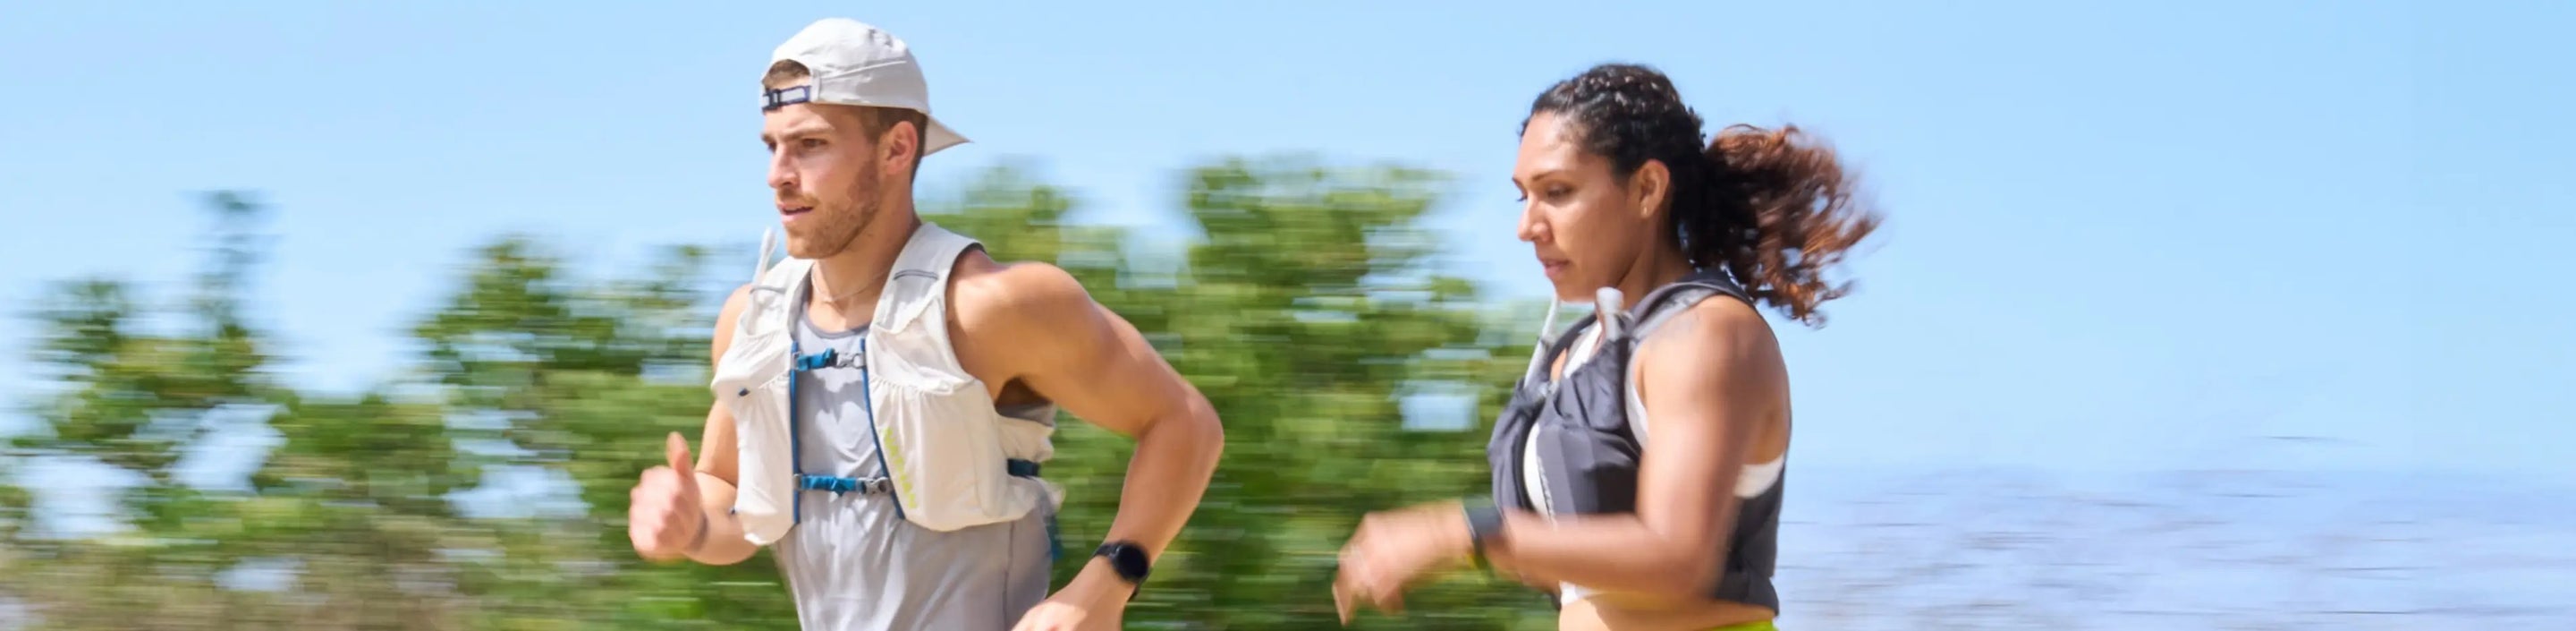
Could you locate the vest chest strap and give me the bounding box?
[795,458,1044,496]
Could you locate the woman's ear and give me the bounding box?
[1631,159,1673,222]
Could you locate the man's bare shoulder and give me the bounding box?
[711,283,757,360]
[720,282,756,314]
[941,250,1111,387]
[945,249,1097,335]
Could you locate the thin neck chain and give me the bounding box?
[810,267,884,305]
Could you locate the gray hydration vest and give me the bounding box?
[1484,269,1784,611]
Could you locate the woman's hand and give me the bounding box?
[1330,500,1477,624]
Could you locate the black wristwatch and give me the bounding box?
[1093,541,1151,598]
[1462,497,1504,570]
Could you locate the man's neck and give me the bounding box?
[808,211,922,326]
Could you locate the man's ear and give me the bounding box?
[879,121,919,176]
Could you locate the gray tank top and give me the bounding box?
[771,290,1060,631]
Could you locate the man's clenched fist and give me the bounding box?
[629,431,708,562]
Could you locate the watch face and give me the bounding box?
[1098,542,1149,581]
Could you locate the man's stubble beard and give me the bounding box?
[786,169,883,260]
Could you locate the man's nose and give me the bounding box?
[767,154,796,192]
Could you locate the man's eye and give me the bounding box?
[799,138,826,149]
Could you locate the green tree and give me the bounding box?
[4,157,1557,629]
[1025,158,1553,629]
[3,193,580,630]
[397,234,798,629]
[4,192,292,629]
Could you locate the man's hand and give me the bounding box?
[1011,560,1131,631]
[628,432,708,562]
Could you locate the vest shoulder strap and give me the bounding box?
[1520,271,1753,386]
[737,245,815,337]
[868,222,984,336]
[1626,270,1752,345]
[758,256,817,292]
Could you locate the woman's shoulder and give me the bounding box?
[1631,294,1785,414]
[1639,293,1775,359]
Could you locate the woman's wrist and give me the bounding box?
[1461,497,1504,569]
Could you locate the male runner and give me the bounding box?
[624,18,1224,631]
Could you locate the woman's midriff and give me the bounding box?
[1556,596,1775,631]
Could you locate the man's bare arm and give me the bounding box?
[683,284,758,566]
[980,263,1224,570]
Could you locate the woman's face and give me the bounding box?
[1513,113,1664,303]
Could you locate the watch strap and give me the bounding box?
[1462,497,1504,570]
[1094,541,1150,600]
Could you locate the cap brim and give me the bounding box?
[921,116,968,157]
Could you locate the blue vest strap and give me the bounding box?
[794,459,1045,496]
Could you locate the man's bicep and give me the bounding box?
[1018,299,1200,438]
[696,400,741,486]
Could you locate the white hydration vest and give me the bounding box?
[710,223,1063,546]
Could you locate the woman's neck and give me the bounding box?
[1607,246,1697,311]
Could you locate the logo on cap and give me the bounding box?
[762,18,970,156]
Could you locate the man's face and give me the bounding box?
[762,100,886,260]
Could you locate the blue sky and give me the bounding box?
[3,0,2569,485]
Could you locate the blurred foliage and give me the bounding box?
[2,158,1561,629]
